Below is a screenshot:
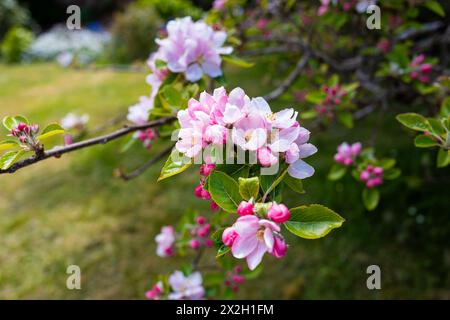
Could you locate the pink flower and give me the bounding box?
[410,54,433,83]
[155,17,232,82]
[168,271,205,300]
[237,200,255,216]
[360,165,383,188]
[271,236,287,258]
[231,215,281,270]
[213,0,226,10]
[145,281,163,300]
[257,146,278,167]
[199,164,215,176]
[155,226,176,257]
[267,203,290,223]
[127,96,154,125]
[222,227,239,246]
[334,142,362,166]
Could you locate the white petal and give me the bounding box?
[298,143,318,158]
[185,63,203,82]
[288,159,315,179]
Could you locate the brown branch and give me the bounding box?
[263,52,311,101]
[118,144,174,181]
[0,116,177,175]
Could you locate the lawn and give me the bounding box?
[0,63,448,299]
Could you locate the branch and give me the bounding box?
[263,52,311,101]
[0,116,177,175]
[118,144,174,181]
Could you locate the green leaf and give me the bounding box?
[208,171,242,212]
[0,150,24,170]
[162,85,182,107]
[260,170,286,202]
[157,149,192,181]
[14,115,29,125]
[378,158,396,169]
[342,82,359,92]
[337,111,353,128]
[213,164,249,180]
[396,113,430,132]
[428,118,446,137]
[440,97,450,117]
[155,59,167,69]
[437,148,450,168]
[305,92,326,104]
[328,164,347,181]
[414,134,438,148]
[283,174,305,194]
[2,116,16,130]
[0,140,19,151]
[383,168,401,180]
[222,55,254,68]
[424,1,445,17]
[238,177,259,200]
[36,123,65,141]
[216,245,231,258]
[362,188,379,211]
[300,110,318,119]
[284,204,345,239]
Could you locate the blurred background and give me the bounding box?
[0,0,449,299]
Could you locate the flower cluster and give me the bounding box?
[176,87,317,180]
[189,216,213,250]
[155,226,176,257]
[194,164,219,211]
[222,201,289,270]
[10,122,40,148]
[224,266,245,292]
[334,142,362,166]
[410,54,433,83]
[359,165,383,188]
[155,17,232,82]
[136,128,156,149]
[316,84,346,116]
[318,0,377,16]
[146,271,205,300]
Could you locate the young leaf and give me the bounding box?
[396,113,430,132]
[284,204,345,239]
[383,168,401,180]
[428,118,446,137]
[208,171,242,212]
[414,134,438,148]
[157,149,192,181]
[2,116,16,130]
[0,150,25,170]
[238,177,259,200]
[424,1,445,17]
[216,245,231,258]
[222,55,254,68]
[162,85,182,107]
[437,148,450,168]
[337,111,353,128]
[328,164,347,181]
[305,92,326,104]
[362,188,379,211]
[36,123,65,141]
[14,115,30,125]
[283,174,305,194]
[0,140,19,151]
[440,97,450,117]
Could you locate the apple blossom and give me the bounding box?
[60,113,89,131]
[271,236,288,258]
[237,200,254,216]
[155,17,232,82]
[145,281,163,300]
[168,271,205,300]
[334,142,362,166]
[222,227,238,246]
[230,215,282,270]
[155,226,176,257]
[410,54,433,83]
[360,165,383,188]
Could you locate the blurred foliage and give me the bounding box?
[0,26,34,63]
[0,0,33,39]
[138,0,203,20]
[107,3,162,64]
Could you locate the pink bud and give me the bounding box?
[232,274,245,284]
[344,158,353,166]
[194,184,203,198]
[19,136,27,143]
[257,147,278,167]
[64,134,73,146]
[190,239,201,249]
[372,177,383,186]
[351,142,362,156]
[366,165,374,172]
[366,179,376,188]
[234,266,242,273]
[237,201,254,216]
[196,216,206,225]
[201,189,211,200]
[373,167,383,176]
[268,203,290,223]
[222,227,238,246]
[360,171,370,182]
[420,63,432,74]
[17,123,28,132]
[210,201,219,211]
[271,237,287,258]
[199,164,215,176]
[205,239,213,247]
[197,224,210,237]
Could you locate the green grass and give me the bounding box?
[0,63,449,299]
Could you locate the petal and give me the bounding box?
[246,128,267,151]
[202,60,222,78]
[234,215,259,235]
[228,87,246,108]
[212,31,227,47]
[273,109,297,128]
[246,242,267,270]
[250,97,271,115]
[259,219,281,232]
[296,127,310,145]
[232,235,258,259]
[223,103,243,124]
[270,126,300,152]
[298,143,318,158]
[288,159,315,179]
[263,228,274,252]
[185,63,203,82]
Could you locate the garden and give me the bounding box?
[0,0,449,300]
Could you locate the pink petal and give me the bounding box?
[232,235,258,259]
[246,242,267,270]
[298,143,318,158]
[263,228,274,251]
[288,159,315,179]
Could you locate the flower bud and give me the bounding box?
[271,236,287,258]
[17,123,28,132]
[267,203,290,223]
[257,147,278,167]
[196,216,206,225]
[222,227,238,247]
[199,164,215,176]
[237,200,254,216]
[190,239,201,249]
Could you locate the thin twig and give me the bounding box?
[118,144,174,181]
[263,52,311,101]
[0,116,176,175]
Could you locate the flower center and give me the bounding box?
[256,228,265,241]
